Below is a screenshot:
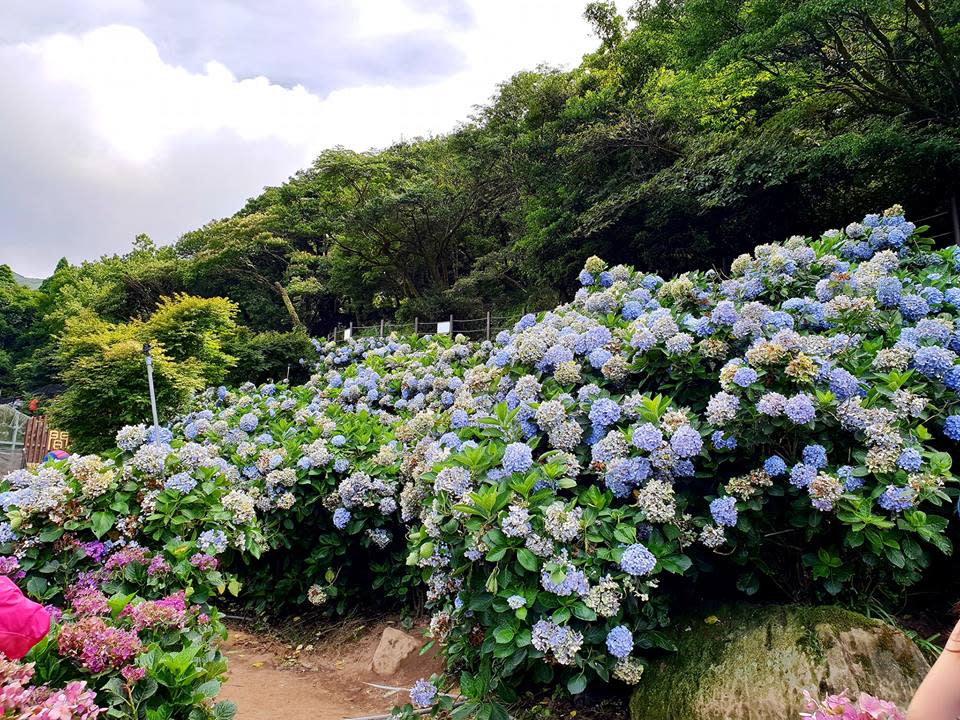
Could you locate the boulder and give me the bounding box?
[370,627,423,676]
[630,605,929,720]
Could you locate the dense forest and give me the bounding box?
[3,0,960,412]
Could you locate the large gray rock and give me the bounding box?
[630,605,928,720]
[370,627,423,676]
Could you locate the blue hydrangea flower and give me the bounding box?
[410,679,437,709]
[198,529,228,554]
[164,472,197,494]
[622,301,644,320]
[588,398,621,430]
[784,394,815,425]
[838,465,863,492]
[711,430,737,451]
[632,423,663,452]
[578,270,595,286]
[0,522,15,544]
[670,425,703,458]
[899,294,930,321]
[605,625,634,659]
[801,444,827,469]
[588,347,612,369]
[913,346,956,380]
[921,286,944,309]
[238,413,258,433]
[945,367,960,392]
[878,485,916,513]
[146,426,174,444]
[709,496,738,527]
[711,300,738,326]
[515,313,537,331]
[502,443,533,474]
[620,543,656,576]
[764,456,787,476]
[541,564,589,597]
[875,277,902,307]
[333,507,351,529]
[827,368,861,401]
[945,415,960,441]
[732,367,758,388]
[331,434,347,447]
[897,448,922,472]
[790,463,816,489]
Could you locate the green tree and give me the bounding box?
[49,295,238,451]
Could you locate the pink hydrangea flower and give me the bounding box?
[801,689,905,720]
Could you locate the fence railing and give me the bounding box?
[330,311,527,343]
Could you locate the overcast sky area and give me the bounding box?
[0,0,621,278]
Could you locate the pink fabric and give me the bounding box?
[0,576,51,660]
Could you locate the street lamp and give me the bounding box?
[143,342,161,446]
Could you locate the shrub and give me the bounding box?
[0,441,256,718]
[2,206,958,715]
[223,328,314,387]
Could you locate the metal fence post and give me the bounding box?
[414,317,418,335]
[142,343,161,446]
[448,314,454,338]
[380,319,385,337]
[485,311,491,340]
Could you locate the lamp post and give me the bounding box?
[143,342,161,446]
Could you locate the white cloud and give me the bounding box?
[0,1,617,276]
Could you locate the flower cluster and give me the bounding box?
[1,206,956,711]
[800,689,904,720]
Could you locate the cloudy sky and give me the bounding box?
[0,0,616,278]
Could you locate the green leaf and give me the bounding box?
[613,524,637,544]
[194,680,221,699]
[566,674,587,695]
[213,701,237,720]
[516,548,538,572]
[658,554,692,574]
[90,511,115,539]
[108,593,136,619]
[571,604,597,621]
[493,626,515,644]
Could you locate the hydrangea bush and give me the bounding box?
[0,206,957,714]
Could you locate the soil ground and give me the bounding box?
[219,616,442,720]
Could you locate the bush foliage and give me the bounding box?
[2,207,959,716]
[49,295,238,452]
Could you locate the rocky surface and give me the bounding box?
[630,605,928,720]
[370,626,425,676]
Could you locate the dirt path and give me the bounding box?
[219,619,442,720]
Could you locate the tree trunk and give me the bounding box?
[274,282,304,330]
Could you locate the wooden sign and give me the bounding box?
[23,416,70,467]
